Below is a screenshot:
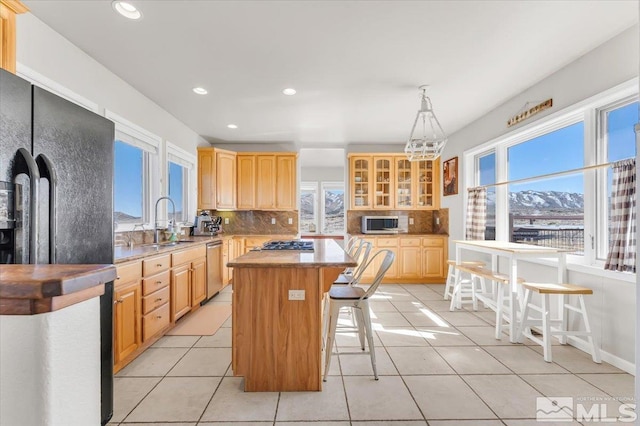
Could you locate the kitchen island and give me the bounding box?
[228,239,356,391]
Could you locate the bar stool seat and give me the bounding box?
[517,282,601,364]
[444,260,485,301]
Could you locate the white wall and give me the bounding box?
[442,25,639,370]
[15,13,208,221]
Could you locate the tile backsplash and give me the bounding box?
[347,208,449,235]
[209,210,299,235]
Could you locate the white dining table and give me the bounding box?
[454,240,568,343]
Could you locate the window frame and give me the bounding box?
[300,182,320,234]
[107,110,161,232]
[464,78,638,277]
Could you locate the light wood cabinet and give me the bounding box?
[198,147,237,210]
[256,155,276,209]
[355,234,447,284]
[349,154,440,210]
[114,280,141,364]
[191,257,207,306]
[276,155,297,209]
[197,148,216,210]
[236,154,256,209]
[171,264,191,321]
[0,0,29,74]
[215,149,237,209]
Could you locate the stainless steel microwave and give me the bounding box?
[361,216,400,234]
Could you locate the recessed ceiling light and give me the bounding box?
[227,124,238,129]
[282,88,297,96]
[192,87,208,95]
[112,1,142,20]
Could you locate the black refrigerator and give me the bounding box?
[0,68,115,425]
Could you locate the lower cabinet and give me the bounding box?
[357,235,447,284]
[171,245,207,322]
[191,257,207,306]
[114,280,141,363]
[171,263,192,322]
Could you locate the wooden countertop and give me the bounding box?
[0,264,117,315]
[228,239,356,268]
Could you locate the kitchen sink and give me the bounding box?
[143,240,195,249]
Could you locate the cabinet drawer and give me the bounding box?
[143,254,171,276]
[142,303,170,341]
[142,270,170,296]
[172,245,206,266]
[422,237,444,247]
[400,237,421,247]
[142,286,170,315]
[115,261,142,286]
[376,237,398,247]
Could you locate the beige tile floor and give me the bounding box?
[111,284,634,425]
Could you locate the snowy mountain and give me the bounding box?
[488,190,584,213]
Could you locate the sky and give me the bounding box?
[479,101,638,194]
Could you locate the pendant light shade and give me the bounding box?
[404,86,447,161]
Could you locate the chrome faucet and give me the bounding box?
[154,196,176,243]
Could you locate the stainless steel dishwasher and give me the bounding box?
[204,240,223,301]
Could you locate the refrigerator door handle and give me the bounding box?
[13,148,40,264]
[36,154,57,264]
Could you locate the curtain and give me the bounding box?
[465,187,487,240]
[605,158,636,273]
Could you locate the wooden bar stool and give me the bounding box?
[517,282,601,364]
[444,260,485,301]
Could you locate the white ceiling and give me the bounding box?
[24,1,638,148]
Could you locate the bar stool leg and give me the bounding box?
[541,294,552,362]
[360,301,378,380]
[516,289,532,343]
[579,295,601,363]
[355,307,366,351]
[495,284,504,340]
[444,264,454,300]
[323,303,340,382]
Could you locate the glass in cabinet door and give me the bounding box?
[374,158,392,208]
[395,158,412,208]
[352,158,370,208]
[416,161,434,208]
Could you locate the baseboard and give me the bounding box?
[565,336,635,375]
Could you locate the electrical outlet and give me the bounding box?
[409,217,414,225]
[435,217,440,225]
[271,218,276,225]
[288,290,305,301]
[288,218,293,225]
[224,217,229,225]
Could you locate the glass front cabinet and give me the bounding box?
[349,154,439,210]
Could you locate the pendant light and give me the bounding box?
[404,85,447,161]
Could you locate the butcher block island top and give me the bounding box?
[229,239,356,392]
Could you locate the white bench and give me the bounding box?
[443,260,485,302]
[517,282,601,363]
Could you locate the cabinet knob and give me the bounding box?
[114,299,123,304]
[156,263,162,267]
[116,276,121,280]
[156,281,162,285]
[156,315,162,319]
[155,298,163,302]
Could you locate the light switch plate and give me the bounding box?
[271,218,276,225]
[409,217,414,225]
[288,218,293,225]
[288,290,305,300]
[225,218,229,225]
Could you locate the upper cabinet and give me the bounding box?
[349,153,440,210]
[197,147,236,210]
[0,0,29,74]
[198,149,297,211]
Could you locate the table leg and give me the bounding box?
[509,259,519,343]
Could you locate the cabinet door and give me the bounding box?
[191,257,207,306]
[114,280,141,363]
[350,156,372,209]
[237,155,256,209]
[216,150,237,209]
[197,148,216,210]
[399,246,421,278]
[256,155,276,209]
[395,157,413,209]
[222,240,230,286]
[276,155,296,209]
[373,157,393,209]
[414,159,439,209]
[422,247,444,278]
[171,264,191,321]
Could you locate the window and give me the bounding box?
[466,81,638,270]
[507,122,585,253]
[321,183,345,234]
[166,142,195,225]
[477,152,496,240]
[108,111,160,231]
[300,182,345,235]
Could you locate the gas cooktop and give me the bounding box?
[261,240,314,251]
